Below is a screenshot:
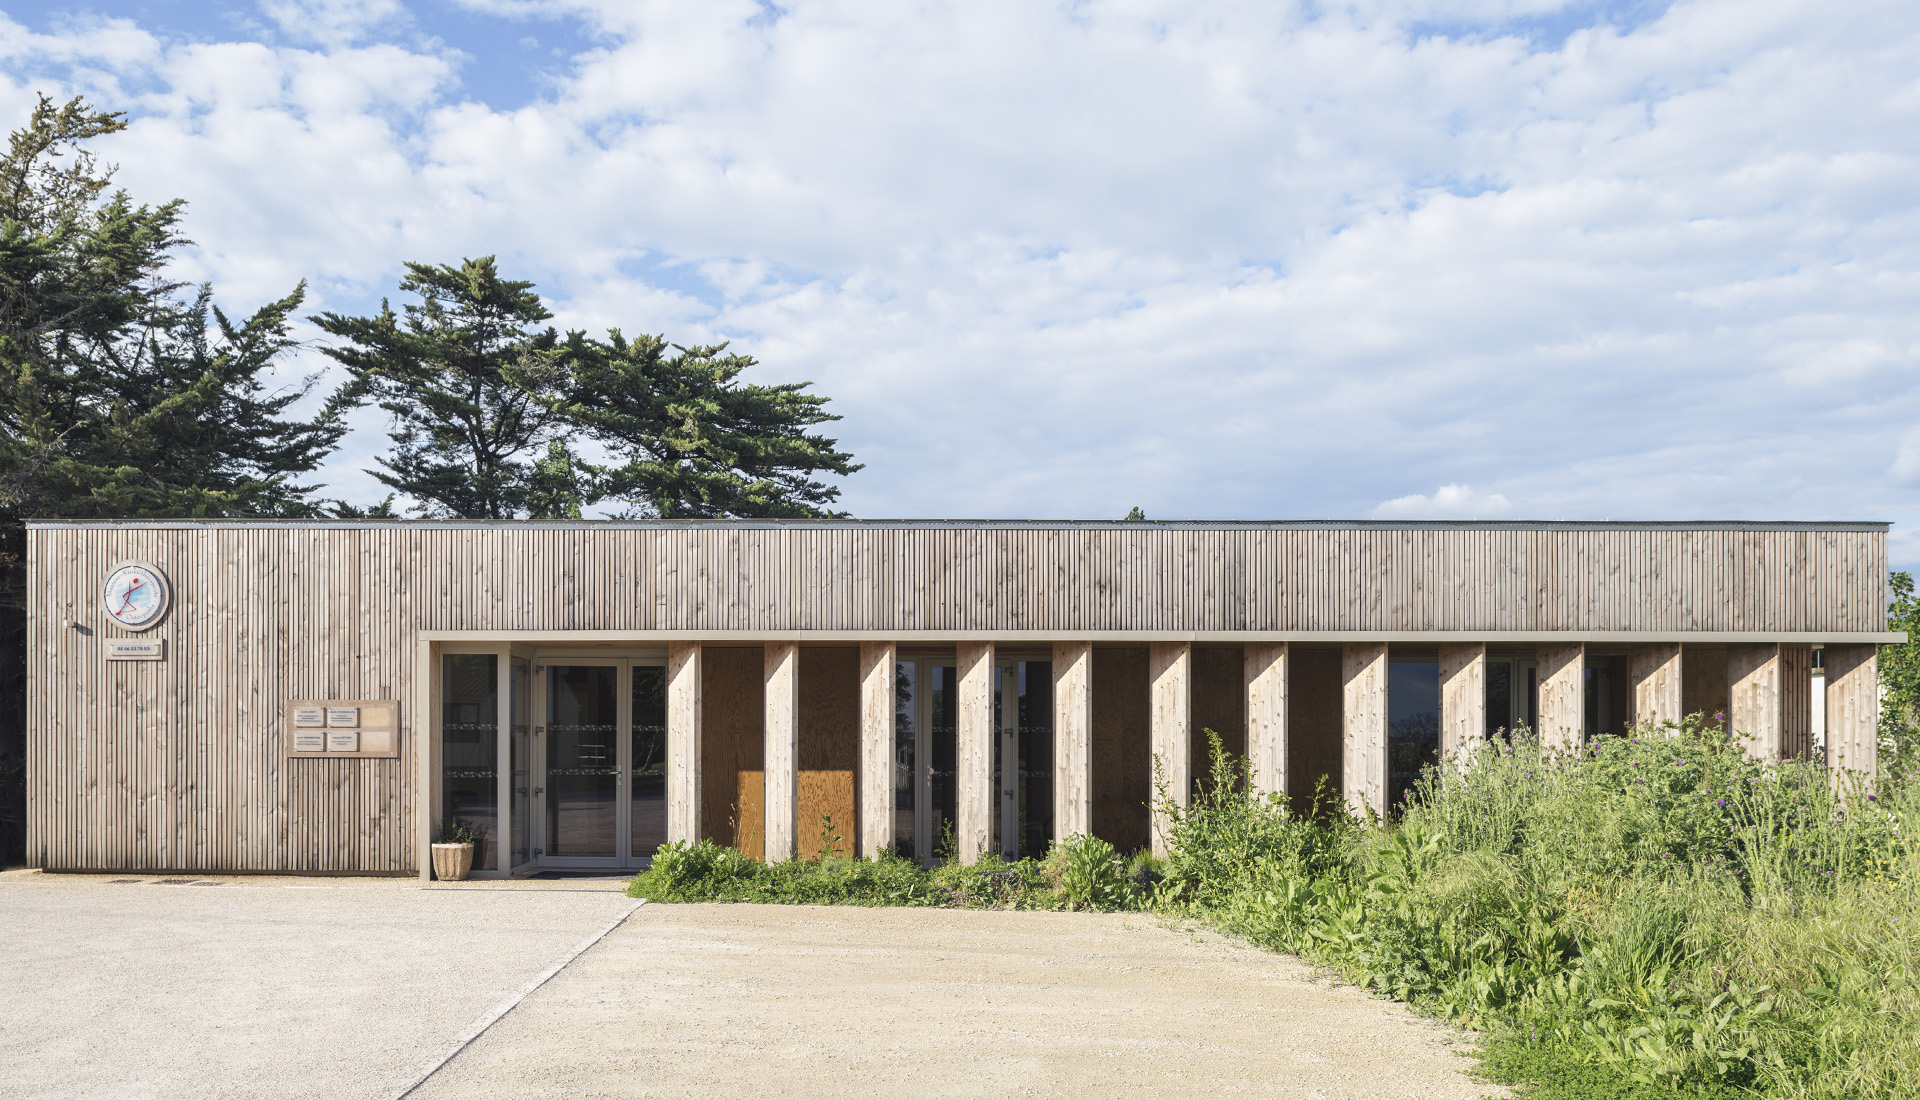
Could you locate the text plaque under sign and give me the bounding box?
[106,639,165,661]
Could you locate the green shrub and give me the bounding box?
[1047,834,1132,910]
[626,836,1153,911]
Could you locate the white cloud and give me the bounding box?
[2,0,1919,552]
[1889,429,1920,486]
[1371,485,1514,520]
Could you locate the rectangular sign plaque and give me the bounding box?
[106,640,164,661]
[286,700,398,758]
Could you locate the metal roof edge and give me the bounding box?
[22,518,1896,532]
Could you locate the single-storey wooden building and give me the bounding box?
[24,519,1898,877]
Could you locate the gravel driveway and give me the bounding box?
[0,873,1498,1100]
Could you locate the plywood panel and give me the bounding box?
[699,646,763,852]
[797,646,858,859]
[1091,646,1149,854]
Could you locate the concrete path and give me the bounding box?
[0,871,637,1100]
[0,874,1499,1100]
[413,905,1496,1100]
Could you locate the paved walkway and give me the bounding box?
[0,871,1498,1100]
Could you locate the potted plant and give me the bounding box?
[432,817,485,881]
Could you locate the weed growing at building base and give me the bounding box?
[626,831,1158,911]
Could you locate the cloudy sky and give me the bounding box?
[4,0,1918,553]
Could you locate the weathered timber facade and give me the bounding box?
[24,520,1899,876]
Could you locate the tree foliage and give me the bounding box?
[320,261,859,520]
[0,94,344,532]
[313,258,569,519]
[1880,570,1920,779]
[562,331,859,519]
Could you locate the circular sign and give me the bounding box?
[102,562,170,631]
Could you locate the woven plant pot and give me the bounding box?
[432,842,475,881]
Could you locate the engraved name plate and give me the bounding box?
[326,729,360,753]
[292,706,325,727]
[293,728,327,752]
[106,640,165,661]
[326,707,359,728]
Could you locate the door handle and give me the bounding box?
[534,787,544,795]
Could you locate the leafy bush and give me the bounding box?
[626,838,1154,911]
[1156,717,1920,1100]
[1048,834,1131,909]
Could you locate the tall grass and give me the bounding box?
[1158,721,1920,1099]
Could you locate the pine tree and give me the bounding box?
[321,263,860,520]
[561,331,860,518]
[314,258,573,519]
[0,96,345,525]
[0,95,346,863]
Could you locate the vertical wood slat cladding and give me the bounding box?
[26,521,1891,873]
[1437,643,1486,765]
[1781,645,1815,762]
[857,641,895,858]
[1824,644,1879,784]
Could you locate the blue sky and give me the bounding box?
[4,0,1919,565]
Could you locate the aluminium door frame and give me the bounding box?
[533,655,627,870]
[529,651,670,871]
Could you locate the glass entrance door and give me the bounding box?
[544,663,620,863]
[899,656,1053,865]
[533,658,668,870]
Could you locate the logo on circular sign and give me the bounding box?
[102,562,170,631]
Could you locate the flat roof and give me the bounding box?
[22,518,1894,532]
